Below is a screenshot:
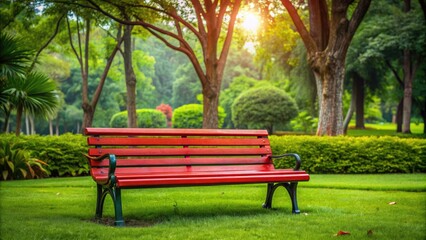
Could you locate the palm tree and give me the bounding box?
[0,33,32,132]
[0,33,32,81]
[5,72,60,136]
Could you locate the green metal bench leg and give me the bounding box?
[94,184,125,226]
[283,182,300,214]
[111,187,124,226]
[262,182,301,214]
[262,183,275,209]
[95,184,109,219]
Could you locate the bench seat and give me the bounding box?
[85,127,310,226]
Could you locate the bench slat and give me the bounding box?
[117,173,310,188]
[90,157,271,167]
[88,137,270,146]
[115,169,307,179]
[91,164,277,176]
[88,147,272,157]
[85,127,269,137]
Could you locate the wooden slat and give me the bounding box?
[90,157,272,167]
[85,127,268,137]
[90,165,278,177]
[114,169,307,179]
[88,147,272,157]
[117,173,310,188]
[88,137,270,146]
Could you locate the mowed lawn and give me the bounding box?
[0,174,425,240]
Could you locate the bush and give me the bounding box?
[291,111,318,133]
[0,134,88,177]
[232,86,298,133]
[0,134,424,178]
[110,109,167,128]
[156,103,173,127]
[172,104,226,128]
[270,135,426,173]
[0,140,49,180]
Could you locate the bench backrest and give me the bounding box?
[86,128,274,172]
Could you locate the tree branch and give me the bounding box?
[348,0,372,38]
[91,25,124,109]
[66,16,83,67]
[281,0,317,53]
[218,0,241,70]
[385,60,403,88]
[29,13,66,73]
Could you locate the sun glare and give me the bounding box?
[240,12,260,33]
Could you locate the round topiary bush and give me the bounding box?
[172,104,226,128]
[232,86,298,133]
[110,109,167,128]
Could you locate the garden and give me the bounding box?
[1,1,426,239]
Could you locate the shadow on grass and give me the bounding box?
[86,203,288,227]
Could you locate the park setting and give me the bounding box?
[1,0,426,239]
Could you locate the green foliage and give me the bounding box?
[220,76,261,128]
[290,111,318,133]
[0,140,48,180]
[171,63,201,108]
[0,33,32,80]
[270,135,426,173]
[110,109,167,128]
[172,104,225,128]
[0,133,88,177]
[232,86,298,133]
[137,109,167,128]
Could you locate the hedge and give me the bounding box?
[172,104,226,128]
[1,134,88,177]
[0,134,424,179]
[270,135,426,173]
[110,109,167,128]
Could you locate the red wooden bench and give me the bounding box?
[85,127,310,226]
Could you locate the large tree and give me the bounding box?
[65,9,123,131]
[85,0,242,129]
[280,0,371,135]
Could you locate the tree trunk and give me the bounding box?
[15,106,23,136]
[402,0,413,133]
[25,114,30,134]
[343,76,356,134]
[55,117,59,136]
[311,54,345,136]
[82,102,93,130]
[402,50,413,134]
[353,73,365,129]
[396,98,403,132]
[123,25,137,128]
[203,89,219,129]
[281,0,371,136]
[49,120,53,136]
[81,19,91,132]
[2,108,10,133]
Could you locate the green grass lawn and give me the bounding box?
[347,122,425,137]
[1,174,425,240]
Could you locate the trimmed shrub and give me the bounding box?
[172,104,226,128]
[1,133,88,177]
[270,135,426,173]
[232,86,298,133]
[110,109,167,128]
[0,134,423,179]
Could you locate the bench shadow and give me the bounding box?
[86,202,291,227]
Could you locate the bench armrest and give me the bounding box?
[271,153,301,171]
[85,153,117,185]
